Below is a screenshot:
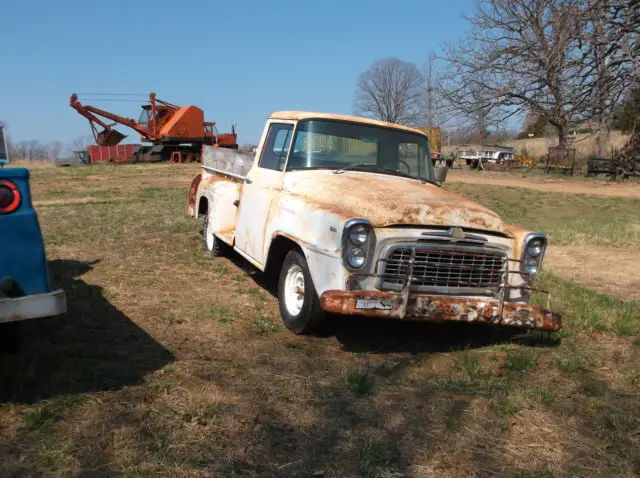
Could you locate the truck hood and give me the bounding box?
[283,170,512,236]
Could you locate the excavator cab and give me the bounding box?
[138,105,171,135]
[138,107,151,130]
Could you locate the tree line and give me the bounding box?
[354,0,638,156]
[1,127,94,161]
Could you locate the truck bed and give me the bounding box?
[202,145,254,180]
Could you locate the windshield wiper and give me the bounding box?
[333,163,437,185]
[332,163,373,174]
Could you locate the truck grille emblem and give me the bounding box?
[450,226,465,239]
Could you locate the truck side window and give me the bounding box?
[259,123,293,171]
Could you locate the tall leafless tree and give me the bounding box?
[441,0,591,150]
[441,0,638,153]
[579,0,639,156]
[354,57,426,125]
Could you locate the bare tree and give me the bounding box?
[437,69,506,147]
[441,0,639,154]
[354,57,426,125]
[71,135,94,152]
[579,0,639,156]
[47,141,64,161]
[9,140,49,160]
[441,0,592,150]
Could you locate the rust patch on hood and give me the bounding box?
[283,170,511,235]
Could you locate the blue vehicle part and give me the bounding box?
[0,168,65,323]
[0,168,51,295]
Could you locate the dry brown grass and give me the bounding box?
[4,159,54,169]
[0,163,638,477]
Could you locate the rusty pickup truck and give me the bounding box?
[188,112,561,335]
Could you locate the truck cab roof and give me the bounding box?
[268,111,430,137]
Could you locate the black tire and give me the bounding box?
[202,213,223,257]
[0,286,22,354]
[0,322,22,354]
[277,250,327,335]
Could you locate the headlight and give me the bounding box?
[349,224,368,245]
[347,247,366,268]
[521,233,547,279]
[523,256,538,275]
[342,219,375,271]
[526,238,544,256]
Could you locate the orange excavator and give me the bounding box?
[70,93,238,163]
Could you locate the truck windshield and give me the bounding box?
[286,119,434,182]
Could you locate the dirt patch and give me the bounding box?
[545,245,640,301]
[448,171,640,198]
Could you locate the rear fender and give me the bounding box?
[197,174,242,246]
[187,172,202,217]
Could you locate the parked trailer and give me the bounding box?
[87,144,141,164]
[458,144,515,169]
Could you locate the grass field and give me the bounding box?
[1,163,638,477]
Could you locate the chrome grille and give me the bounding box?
[379,244,507,296]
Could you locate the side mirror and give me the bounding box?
[434,164,449,185]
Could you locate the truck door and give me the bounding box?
[234,121,294,266]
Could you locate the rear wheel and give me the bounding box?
[277,250,327,335]
[202,212,223,257]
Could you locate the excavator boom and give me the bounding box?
[70,94,156,146]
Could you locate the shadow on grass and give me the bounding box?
[331,317,559,355]
[223,248,560,355]
[0,259,174,404]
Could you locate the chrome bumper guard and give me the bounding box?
[319,250,561,331]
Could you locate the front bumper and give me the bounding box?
[319,290,561,331]
[0,290,67,323]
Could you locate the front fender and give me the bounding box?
[265,193,353,294]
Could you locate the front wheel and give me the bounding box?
[278,250,327,335]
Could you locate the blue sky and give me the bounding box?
[1,0,474,147]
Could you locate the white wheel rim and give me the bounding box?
[284,264,305,316]
[205,218,215,250]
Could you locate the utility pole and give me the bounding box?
[426,52,435,127]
